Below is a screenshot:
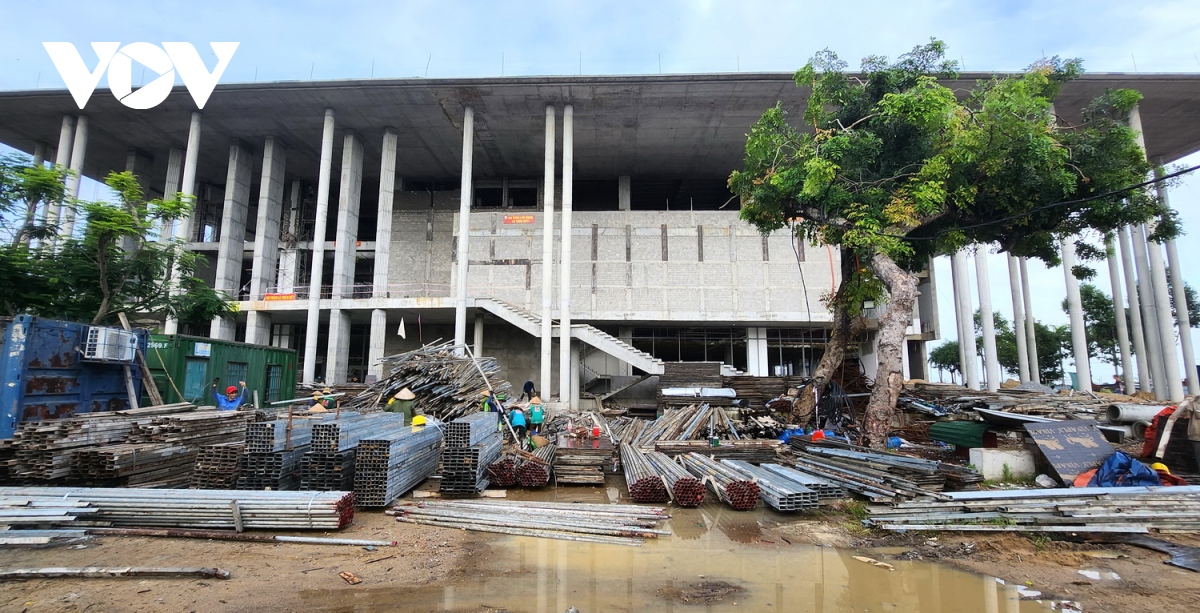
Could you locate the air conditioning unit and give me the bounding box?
[83,327,138,362]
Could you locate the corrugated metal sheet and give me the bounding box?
[928,421,993,449]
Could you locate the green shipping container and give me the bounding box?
[145,335,298,407]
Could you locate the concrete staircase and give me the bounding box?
[476,298,665,375]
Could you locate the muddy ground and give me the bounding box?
[2,506,1199,612]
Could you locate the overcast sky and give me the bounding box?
[1,0,1198,385]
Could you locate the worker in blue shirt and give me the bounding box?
[212,381,248,411]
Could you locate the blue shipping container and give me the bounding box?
[0,315,148,439]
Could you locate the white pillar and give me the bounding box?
[1132,223,1166,399]
[60,115,89,240]
[453,107,474,353]
[1156,174,1198,395]
[302,108,336,384]
[975,249,1000,391]
[558,104,574,405]
[747,327,770,377]
[44,115,75,233]
[158,147,183,242]
[474,314,485,358]
[1146,226,1184,402]
[570,340,581,409]
[1118,226,1150,392]
[1061,238,1092,391]
[373,129,398,298]
[327,131,364,385]
[950,253,969,380]
[618,176,631,211]
[163,112,202,335]
[1104,235,1134,393]
[1019,257,1040,384]
[277,180,301,293]
[953,251,979,390]
[210,143,253,340]
[368,309,387,383]
[246,137,287,345]
[541,105,556,396]
[1007,255,1030,382]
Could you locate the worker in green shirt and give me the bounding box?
[386,387,416,424]
[529,396,545,434]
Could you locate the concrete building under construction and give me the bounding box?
[0,72,1197,406]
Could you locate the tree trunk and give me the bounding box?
[863,251,920,448]
[793,255,864,424]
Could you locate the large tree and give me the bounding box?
[0,158,232,326]
[927,340,961,383]
[730,40,1168,446]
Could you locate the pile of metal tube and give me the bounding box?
[515,445,555,487]
[353,420,444,507]
[620,445,669,503]
[721,459,819,511]
[390,499,671,546]
[679,452,760,511]
[643,451,706,507]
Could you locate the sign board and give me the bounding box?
[1024,420,1114,484]
[193,342,211,357]
[264,293,296,301]
[503,214,535,224]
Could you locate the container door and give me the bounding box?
[266,364,282,403]
[183,358,209,404]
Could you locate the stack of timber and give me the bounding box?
[721,459,819,511]
[391,499,671,546]
[620,445,669,503]
[190,443,244,489]
[722,375,810,409]
[643,451,706,507]
[554,434,617,485]
[791,438,982,490]
[628,404,741,449]
[679,453,760,511]
[515,445,555,487]
[0,486,355,530]
[342,340,510,421]
[653,440,782,463]
[869,486,1200,533]
[353,420,444,506]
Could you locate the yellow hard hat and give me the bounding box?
[1151,462,1170,473]
[412,415,427,426]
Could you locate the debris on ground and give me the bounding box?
[656,580,744,604]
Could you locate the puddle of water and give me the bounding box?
[303,479,1053,612]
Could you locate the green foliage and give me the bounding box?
[928,340,961,378]
[968,309,1070,383]
[0,154,68,246]
[0,161,233,326]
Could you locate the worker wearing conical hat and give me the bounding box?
[386,387,416,424]
[529,396,545,435]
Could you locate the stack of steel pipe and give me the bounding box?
[758,463,846,499]
[310,413,407,452]
[244,419,316,453]
[620,445,669,503]
[439,435,502,494]
[0,486,355,530]
[653,440,782,463]
[446,412,499,447]
[679,452,760,511]
[630,404,741,449]
[299,450,356,491]
[9,417,145,480]
[390,499,671,546]
[487,455,519,487]
[236,446,308,490]
[722,459,819,511]
[353,421,444,507]
[644,452,706,507]
[128,410,253,447]
[190,443,244,489]
[515,444,555,487]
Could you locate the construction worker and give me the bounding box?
[529,396,545,434]
[519,380,537,402]
[309,388,336,413]
[212,381,248,411]
[386,387,416,424]
[412,415,427,427]
[510,406,528,441]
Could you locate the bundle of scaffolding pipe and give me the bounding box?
[643,451,706,507]
[0,487,355,530]
[487,455,519,487]
[515,444,555,487]
[758,463,847,499]
[620,445,669,503]
[310,413,412,452]
[679,453,760,511]
[721,459,819,511]
[353,421,444,507]
[389,499,670,546]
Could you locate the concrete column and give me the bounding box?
[210,143,253,340]
[60,115,88,240]
[302,108,336,384]
[368,310,387,383]
[1146,226,1184,402]
[1061,238,1092,391]
[558,104,574,404]
[950,253,969,381]
[541,105,556,396]
[163,112,202,335]
[975,249,1000,391]
[618,176,631,211]
[453,107,474,353]
[747,327,769,377]
[570,340,581,409]
[158,147,183,242]
[618,327,634,376]
[1118,226,1150,392]
[246,137,287,345]
[44,115,75,232]
[1131,223,1166,398]
[474,314,485,357]
[1156,174,1199,395]
[902,338,911,380]
[1019,258,1040,384]
[373,129,398,298]
[326,131,365,385]
[1007,255,1030,382]
[277,180,301,293]
[1105,235,1134,393]
[953,251,979,389]
[32,142,46,167]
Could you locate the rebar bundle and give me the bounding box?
[515,445,555,487]
[721,459,819,511]
[341,340,510,421]
[679,453,761,511]
[390,499,671,546]
[353,422,444,507]
[643,452,706,507]
[620,445,669,503]
[236,446,309,490]
[0,486,355,530]
[190,443,244,489]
